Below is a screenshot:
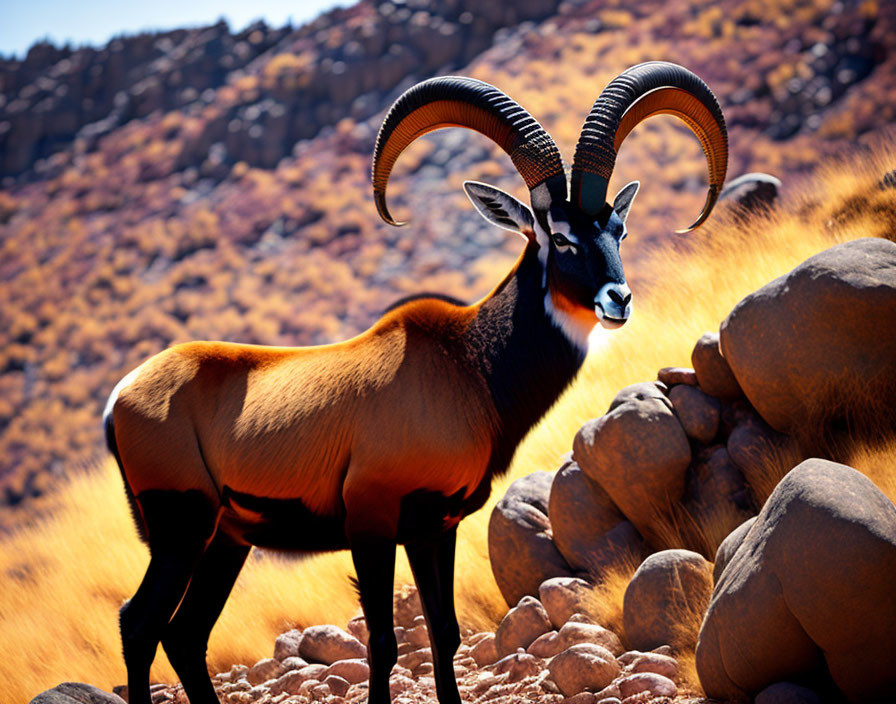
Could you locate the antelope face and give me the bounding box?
[541,180,639,331]
[463,179,640,345]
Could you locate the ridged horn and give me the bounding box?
[571,61,728,232]
[372,76,566,226]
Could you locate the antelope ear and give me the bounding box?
[463,181,535,238]
[612,180,640,223]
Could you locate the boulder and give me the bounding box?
[755,682,821,704]
[548,459,644,575]
[574,383,691,547]
[323,675,350,697]
[691,331,743,399]
[538,576,596,629]
[494,595,554,657]
[547,643,621,697]
[298,625,367,664]
[696,459,896,702]
[727,420,796,503]
[712,516,757,583]
[489,471,575,606]
[720,238,896,435]
[669,384,720,444]
[29,684,126,704]
[719,172,781,216]
[623,549,714,651]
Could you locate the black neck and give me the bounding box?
[464,243,587,477]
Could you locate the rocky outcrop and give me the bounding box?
[1,0,568,179]
[720,238,896,437]
[696,459,896,702]
[488,471,574,606]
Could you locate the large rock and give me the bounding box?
[494,595,554,657]
[30,684,126,704]
[623,549,714,651]
[574,383,691,547]
[548,458,644,574]
[696,459,896,702]
[298,625,367,664]
[719,172,781,217]
[720,238,896,435]
[712,517,757,583]
[489,471,575,606]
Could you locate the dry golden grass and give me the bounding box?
[3,142,895,703]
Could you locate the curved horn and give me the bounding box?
[571,61,728,232]
[372,76,566,226]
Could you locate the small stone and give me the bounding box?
[346,615,369,646]
[324,658,369,684]
[280,655,309,672]
[594,682,622,701]
[494,596,553,657]
[248,658,285,685]
[273,629,303,661]
[299,625,367,664]
[669,384,720,444]
[692,332,742,399]
[405,623,429,649]
[393,584,423,628]
[558,621,623,655]
[470,632,499,666]
[562,693,596,704]
[397,647,431,671]
[493,651,542,682]
[527,630,564,658]
[323,675,350,697]
[657,367,698,386]
[617,672,677,698]
[630,652,679,680]
[548,644,621,697]
[538,577,596,629]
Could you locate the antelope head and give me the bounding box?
[371,62,728,340]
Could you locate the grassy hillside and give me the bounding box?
[2,0,896,701]
[3,140,895,703]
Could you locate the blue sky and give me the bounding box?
[1,0,349,58]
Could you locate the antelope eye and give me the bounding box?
[551,232,573,248]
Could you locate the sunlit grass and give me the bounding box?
[2,142,895,704]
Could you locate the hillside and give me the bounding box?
[2,0,894,520]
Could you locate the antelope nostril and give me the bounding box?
[607,284,632,306]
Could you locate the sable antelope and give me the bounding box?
[105,62,727,704]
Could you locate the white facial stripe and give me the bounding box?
[544,291,591,353]
[547,213,579,244]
